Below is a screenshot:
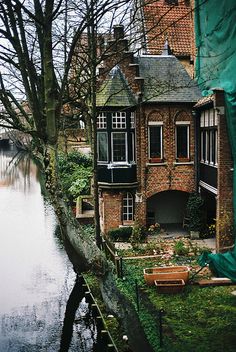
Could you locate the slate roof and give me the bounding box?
[96,65,136,107]
[143,2,192,57]
[136,55,201,103]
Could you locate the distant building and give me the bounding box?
[131,0,194,76]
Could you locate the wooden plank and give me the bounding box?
[198,278,235,287]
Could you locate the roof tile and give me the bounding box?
[143,3,192,57]
[96,65,136,107]
[136,55,201,103]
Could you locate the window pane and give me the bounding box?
[215,130,218,164]
[97,113,107,129]
[123,192,134,221]
[112,133,126,162]
[112,112,126,129]
[176,125,188,158]
[130,112,135,129]
[203,130,206,162]
[131,132,135,162]
[98,132,108,162]
[149,126,161,158]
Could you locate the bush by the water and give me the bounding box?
[58,151,92,203]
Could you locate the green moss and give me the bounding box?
[84,273,130,352]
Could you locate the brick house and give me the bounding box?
[96,26,201,234]
[193,90,234,251]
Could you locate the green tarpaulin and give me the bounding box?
[195,0,236,280]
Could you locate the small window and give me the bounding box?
[176,125,189,160]
[112,112,126,129]
[97,132,108,162]
[123,192,134,221]
[97,112,107,129]
[130,112,135,129]
[112,132,127,162]
[148,125,162,161]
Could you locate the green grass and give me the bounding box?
[117,257,236,352]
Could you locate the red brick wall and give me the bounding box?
[100,190,123,234]
[135,104,196,225]
[216,110,234,251]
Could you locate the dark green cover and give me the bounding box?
[195,0,236,279]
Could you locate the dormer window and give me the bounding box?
[112,112,126,129]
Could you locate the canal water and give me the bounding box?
[0,145,97,351]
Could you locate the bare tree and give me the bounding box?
[0,0,131,244]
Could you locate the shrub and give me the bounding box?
[108,227,133,242]
[80,224,95,239]
[58,151,92,203]
[186,193,205,233]
[174,240,189,256]
[147,223,161,235]
[130,222,148,246]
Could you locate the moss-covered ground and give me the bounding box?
[116,256,236,352]
[86,238,236,352]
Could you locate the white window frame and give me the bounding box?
[200,112,204,127]
[112,112,126,129]
[130,112,135,129]
[123,192,134,222]
[131,132,135,162]
[175,121,190,160]
[200,128,218,167]
[215,130,218,166]
[205,130,209,163]
[200,130,204,162]
[148,121,163,160]
[209,129,214,165]
[97,112,107,129]
[111,132,128,163]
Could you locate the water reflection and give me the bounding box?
[0,147,37,191]
[0,146,97,351]
[60,276,98,352]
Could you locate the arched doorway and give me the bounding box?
[147,190,189,229]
